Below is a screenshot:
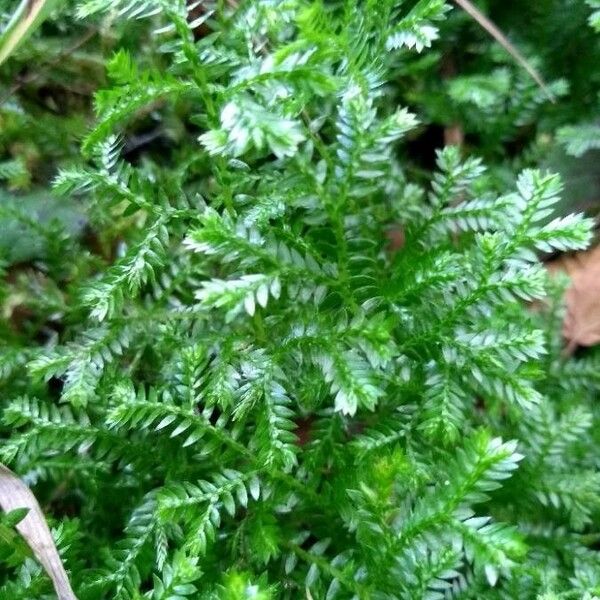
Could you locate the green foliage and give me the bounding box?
[0,0,600,599]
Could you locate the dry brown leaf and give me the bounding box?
[0,464,77,600]
[548,245,600,352]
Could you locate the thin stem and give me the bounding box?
[286,542,371,599]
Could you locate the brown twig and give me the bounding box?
[0,27,97,107]
[453,0,555,102]
[440,54,464,148]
